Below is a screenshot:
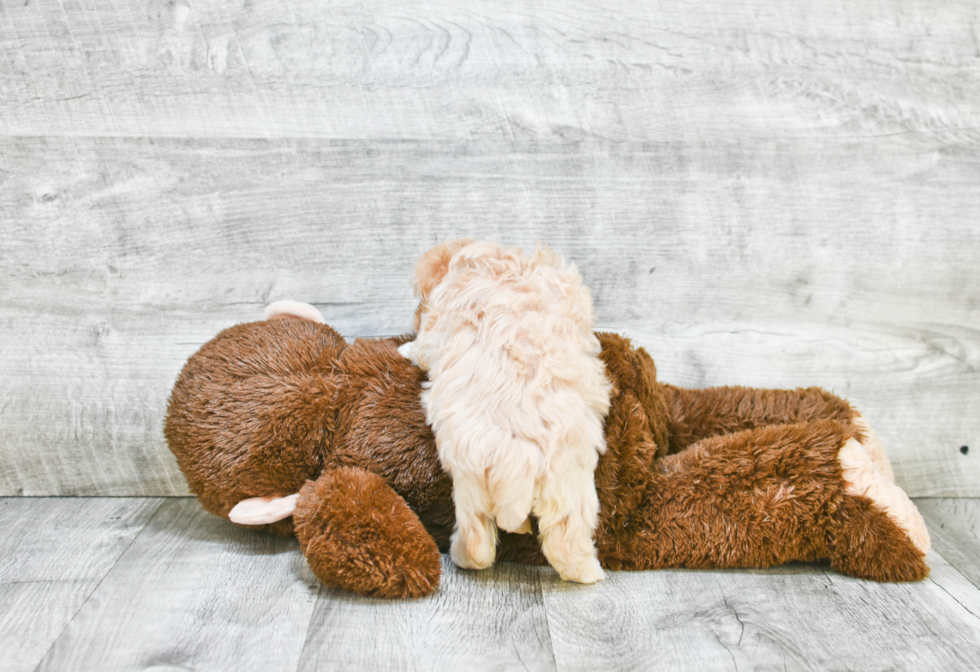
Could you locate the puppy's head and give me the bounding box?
[411,238,475,332]
[412,238,475,300]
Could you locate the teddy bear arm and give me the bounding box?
[663,384,856,453]
[292,467,442,599]
[664,384,896,482]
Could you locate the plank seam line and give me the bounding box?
[930,573,980,623]
[29,497,168,672]
[295,583,323,672]
[536,572,560,672]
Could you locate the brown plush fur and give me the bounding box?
[165,318,928,598]
[164,318,346,537]
[328,338,455,550]
[294,467,442,598]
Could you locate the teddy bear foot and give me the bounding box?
[831,438,930,582]
[293,467,441,598]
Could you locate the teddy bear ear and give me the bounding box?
[263,300,325,323]
[412,238,475,298]
[228,494,300,525]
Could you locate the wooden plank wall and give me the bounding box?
[1,1,978,496]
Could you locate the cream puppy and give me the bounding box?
[399,239,612,584]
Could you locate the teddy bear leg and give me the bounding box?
[603,419,928,583]
[664,385,855,453]
[666,385,898,482]
[830,438,930,581]
[292,467,441,598]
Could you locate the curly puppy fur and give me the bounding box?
[403,239,612,583]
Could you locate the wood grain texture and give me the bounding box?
[1,1,978,142]
[35,499,319,672]
[918,498,980,592]
[0,497,162,672]
[298,557,556,672]
[542,559,980,671]
[3,497,980,671]
[0,135,977,495]
[925,550,980,640]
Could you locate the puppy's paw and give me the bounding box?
[450,529,496,571]
[555,555,606,584]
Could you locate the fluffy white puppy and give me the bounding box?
[399,239,612,584]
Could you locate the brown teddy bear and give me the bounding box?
[164,301,930,598]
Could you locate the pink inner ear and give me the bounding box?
[228,494,300,525]
[263,300,325,323]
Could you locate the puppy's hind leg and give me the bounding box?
[534,459,605,584]
[449,471,498,571]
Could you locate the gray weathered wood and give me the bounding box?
[35,499,319,672]
[1,1,978,142]
[542,558,980,671]
[3,0,980,664]
[925,550,980,640]
[1,135,977,496]
[0,497,163,672]
[918,498,980,593]
[1,497,980,670]
[299,557,556,672]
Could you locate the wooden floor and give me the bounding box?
[2,2,978,669]
[1,497,978,671]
